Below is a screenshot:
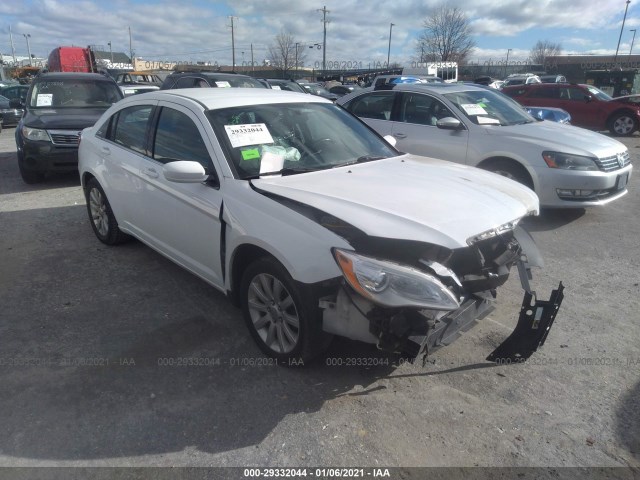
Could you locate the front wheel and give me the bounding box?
[17,154,45,184]
[480,159,534,190]
[609,112,638,136]
[240,257,329,363]
[85,178,129,245]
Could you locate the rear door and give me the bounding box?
[343,90,396,137]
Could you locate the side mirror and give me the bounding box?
[383,135,397,147]
[436,117,464,130]
[584,95,592,103]
[9,98,23,108]
[163,161,209,183]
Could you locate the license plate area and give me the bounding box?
[616,172,629,190]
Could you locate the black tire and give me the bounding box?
[85,178,130,245]
[17,154,45,184]
[608,111,638,136]
[240,257,329,363]
[480,158,534,190]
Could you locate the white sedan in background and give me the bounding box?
[78,88,562,364]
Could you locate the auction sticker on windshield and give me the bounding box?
[224,123,274,148]
[36,94,53,107]
[460,104,487,115]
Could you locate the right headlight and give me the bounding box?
[22,126,51,142]
[332,248,460,310]
[542,151,598,171]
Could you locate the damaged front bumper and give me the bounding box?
[320,226,564,364]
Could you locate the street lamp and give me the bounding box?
[295,42,300,79]
[504,48,512,77]
[107,41,113,64]
[387,23,395,68]
[23,33,32,66]
[630,29,637,54]
[614,0,631,66]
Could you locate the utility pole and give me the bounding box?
[108,41,113,64]
[251,43,254,74]
[504,48,512,77]
[229,16,237,69]
[23,34,32,66]
[614,0,631,66]
[128,26,133,67]
[387,23,395,68]
[295,42,300,79]
[630,29,637,54]
[10,25,17,65]
[318,6,329,75]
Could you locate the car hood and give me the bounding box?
[484,120,626,157]
[22,108,110,130]
[252,155,539,249]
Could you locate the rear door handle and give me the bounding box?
[393,133,407,139]
[143,167,159,179]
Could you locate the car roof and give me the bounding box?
[372,83,487,94]
[126,88,331,110]
[35,72,115,82]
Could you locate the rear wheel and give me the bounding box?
[608,112,638,136]
[480,159,534,190]
[85,178,129,245]
[240,257,329,363]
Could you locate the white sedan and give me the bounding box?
[78,88,563,363]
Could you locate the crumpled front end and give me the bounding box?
[320,225,564,364]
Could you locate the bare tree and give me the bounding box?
[268,30,307,78]
[530,40,562,67]
[415,4,475,65]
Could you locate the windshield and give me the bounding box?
[269,81,307,93]
[29,79,122,108]
[207,102,398,179]
[443,89,534,126]
[213,76,266,88]
[585,85,613,101]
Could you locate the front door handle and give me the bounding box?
[143,167,159,179]
[393,133,407,139]
[100,146,111,155]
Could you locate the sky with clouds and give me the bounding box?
[1,0,638,68]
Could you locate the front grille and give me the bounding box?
[49,129,80,147]
[596,151,631,172]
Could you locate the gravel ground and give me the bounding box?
[0,125,638,475]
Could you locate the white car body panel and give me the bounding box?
[253,155,538,249]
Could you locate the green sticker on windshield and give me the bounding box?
[241,148,260,160]
[478,102,487,108]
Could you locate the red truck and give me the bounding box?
[47,47,97,73]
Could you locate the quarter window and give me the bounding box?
[111,105,153,154]
[152,107,212,169]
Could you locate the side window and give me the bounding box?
[111,105,153,154]
[152,107,213,170]
[175,77,196,88]
[568,87,589,101]
[531,87,558,99]
[399,93,452,126]
[346,92,394,120]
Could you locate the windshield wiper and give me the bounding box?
[333,155,386,168]
[244,166,321,179]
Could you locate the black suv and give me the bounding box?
[13,72,123,183]
[160,70,267,90]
